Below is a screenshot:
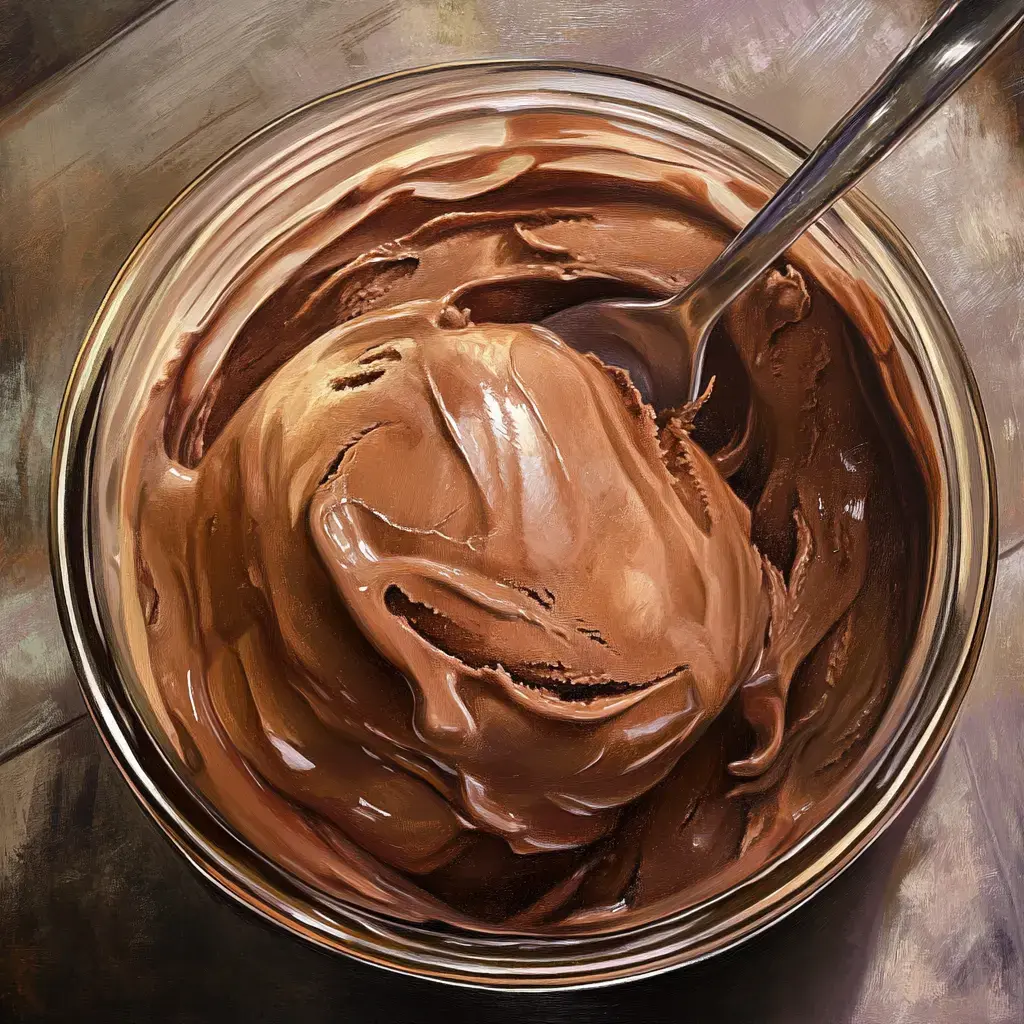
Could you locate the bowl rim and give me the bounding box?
[49,57,997,990]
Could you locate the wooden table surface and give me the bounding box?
[1,1,1022,1020]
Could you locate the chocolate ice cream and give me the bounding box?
[118,112,931,932]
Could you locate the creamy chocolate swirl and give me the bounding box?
[119,112,929,932]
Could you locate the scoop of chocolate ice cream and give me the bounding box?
[196,303,766,854]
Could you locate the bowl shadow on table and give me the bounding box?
[0,717,934,1023]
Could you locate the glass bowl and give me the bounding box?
[50,61,995,989]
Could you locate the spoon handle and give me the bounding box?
[677,0,1024,343]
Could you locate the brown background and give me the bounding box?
[0,0,161,107]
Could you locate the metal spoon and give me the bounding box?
[545,0,1024,409]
